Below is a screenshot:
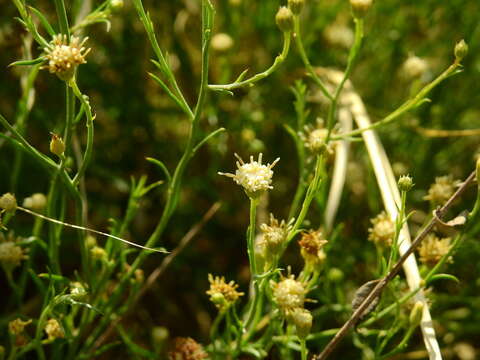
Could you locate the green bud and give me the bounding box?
[398,175,414,192]
[409,301,424,327]
[0,193,17,212]
[350,0,372,19]
[327,268,344,282]
[291,308,313,339]
[454,39,468,62]
[288,0,305,15]
[275,7,294,33]
[49,133,65,157]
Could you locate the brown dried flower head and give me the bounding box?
[206,274,244,310]
[368,211,394,247]
[168,337,208,360]
[44,34,90,81]
[418,234,452,267]
[8,318,32,336]
[424,175,460,206]
[298,229,328,269]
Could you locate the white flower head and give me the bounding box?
[219,153,280,199]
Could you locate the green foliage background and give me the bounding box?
[1,0,480,358]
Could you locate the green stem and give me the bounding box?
[300,339,308,360]
[69,79,94,186]
[325,18,364,142]
[77,2,214,356]
[293,17,333,101]
[287,155,324,242]
[54,0,70,38]
[247,197,258,277]
[332,61,462,140]
[208,31,291,91]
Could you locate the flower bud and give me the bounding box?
[70,282,87,300]
[23,193,47,211]
[50,133,65,157]
[109,0,124,11]
[0,193,17,212]
[409,301,424,327]
[350,0,372,19]
[211,33,234,53]
[454,39,468,62]
[44,318,64,341]
[290,308,312,339]
[398,175,414,192]
[275,7,294,33]
[288,0,304,15]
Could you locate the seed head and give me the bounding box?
[418,234,452,267]
[44,35,90,81]
[424,175,460,206]
[0,193,17,212]
[298,230,328,270]
[44,318,64,341]
[8,318,32,335]
[218,153,279,199]
[368,211,394,247]
[168,337,208,360]
[271,274,307,313]
[206,274,244,311]
[275,7,294,33]
[23,193,47,211]
[288,0,305,15]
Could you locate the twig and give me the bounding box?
[313,170,476,360]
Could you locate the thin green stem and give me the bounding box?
[53,0,70,38]
[208,31,291,91]
[287,155,324,242]
[325,18,364,142]
[332,61,462,140]
[69,79,94,186]
[300,339,308,360]
[293,17,333,101]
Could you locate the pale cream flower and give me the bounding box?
[418,234,452,267]
[219,153,279,198]
[44,34,90,80]
[368,211,395,247]
[271,274,307,313]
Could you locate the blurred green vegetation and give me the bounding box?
[1,0,480,358]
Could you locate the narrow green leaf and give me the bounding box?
[145,157,171,183]
[9,57,45,67]
[28,6,56,36]
[427,273,459,285]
